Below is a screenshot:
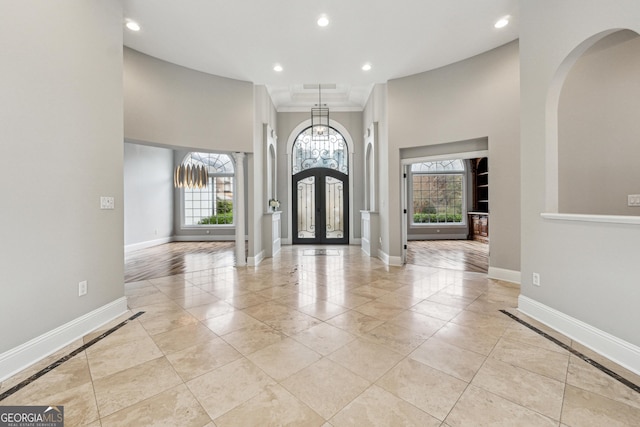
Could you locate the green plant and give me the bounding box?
[198,213,234,225]
[216,199,233,214]
[413,213,462,223]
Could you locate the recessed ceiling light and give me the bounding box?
[362,63,372,71]
[273,64,283,72]
[494,16,509,29]
[125,20,141,31]
[317,15,329,27]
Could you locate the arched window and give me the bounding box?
[292,127,348,175]
[411,160,465,224]
[182,152,234,226]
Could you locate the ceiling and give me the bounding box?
[122,0,519,111]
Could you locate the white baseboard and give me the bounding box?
[350,238,362,245]
[125,237,172,253]
[0,297,129,382]
[518,295,640,376]
[408,234,467,240]
[247,250,265,267]
[173,235,236,242]
[488,267,521,284]
[377,249,403,266]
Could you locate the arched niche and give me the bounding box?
[264,124,277,210]
[364,122,378,211]
[547,29,640,216]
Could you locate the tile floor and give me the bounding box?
[2,245,640,426]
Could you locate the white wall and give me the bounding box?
[385,41,521,272]
[124,48,254,153]
[124,143,174,249]
[0,1,124,353]
[520,0,640,369]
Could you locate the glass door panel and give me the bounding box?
[325,176,344,239]
[296,176,316,238]
[292,169,348,244]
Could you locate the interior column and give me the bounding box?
[233,152,246,266]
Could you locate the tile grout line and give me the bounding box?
[0,311,145,402]
[499,309,640,394]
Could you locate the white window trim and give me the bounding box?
[409,167,467,228]
[180,153,236,229]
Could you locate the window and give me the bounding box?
[182,153,234,226]
[292,126,348,175]
[411,160,465,224]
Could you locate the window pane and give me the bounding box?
[292,127,348,175]
[413,174,463,224]
[182,155,235,226]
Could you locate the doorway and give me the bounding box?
[293,168,349,244]
[400,147,489,265]
[290,125,350,245]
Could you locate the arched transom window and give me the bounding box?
[411,160,465,224]
[292,127,348,175]
[183,152,235,226]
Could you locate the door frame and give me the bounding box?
[400,149,489,264]
[292,168,349,244]
[285,119,355,245]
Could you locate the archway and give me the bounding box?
[291,126,349,244]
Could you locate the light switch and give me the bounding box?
[628,195,640,207]
[100,196,115,210]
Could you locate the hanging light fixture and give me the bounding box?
[174,162,208,189]
[311,84,329,142]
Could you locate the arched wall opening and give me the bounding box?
[545,29,640,216]
[285,119,356,244]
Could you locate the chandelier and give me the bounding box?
[311,84,329,142]
[174,163,208,189]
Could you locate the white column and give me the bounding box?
[233,152,246,266]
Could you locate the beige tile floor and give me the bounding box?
[2,245,640,426]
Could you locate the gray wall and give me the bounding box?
[249,86,278,260]
[386,41,521,272]
[520,0,640,348]
[363,85,390,255]
[124,143,174,247]
[559,30,640,215]
[0,1,124,352]
[276,112,364,242]
[124,48,254,153]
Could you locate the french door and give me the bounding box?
[293,168,349,244]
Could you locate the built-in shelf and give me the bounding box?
[470,157,489,242]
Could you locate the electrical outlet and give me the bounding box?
[532,273,540,287]
[79,280,88,296]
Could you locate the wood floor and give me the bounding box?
[125,240,488,282]
[125,241,236,282]
[406,239,489,273]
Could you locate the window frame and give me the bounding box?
[409,160,467,228]
[180,153,236,229]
